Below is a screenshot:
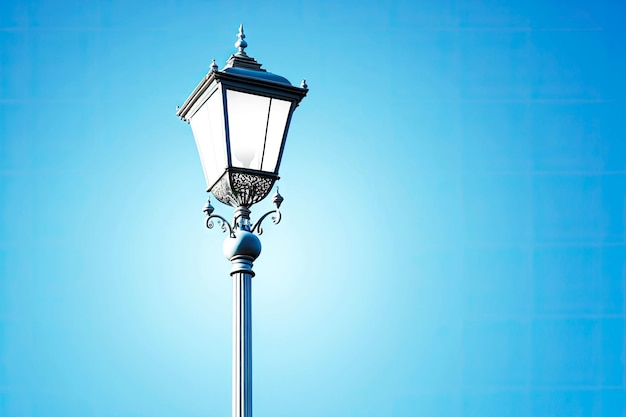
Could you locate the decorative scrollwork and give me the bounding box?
[203,197,235,237]
[249,188,284,235]
[231,172,275,206]
[202,189,283,237]
[210,171,276,207]
[211,175,237,207]
[206,215,235,238]
[250,209,281,235]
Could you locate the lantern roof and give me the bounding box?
[176,24,307,122]
[223,67,291,86]
[221,25,291,85]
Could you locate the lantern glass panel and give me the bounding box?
[227,90,270,170]
[261,98,292,172]
[189,86,227,188]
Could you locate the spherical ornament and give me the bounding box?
[223,230,262,261]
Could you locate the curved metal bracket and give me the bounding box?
[250,209,281,235]
[203,198,235,238]
[202,188,283,237]
[249,188,284,235]
[206,214,235,238]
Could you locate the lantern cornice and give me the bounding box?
[176,70,219,121]
[177,69,308,122]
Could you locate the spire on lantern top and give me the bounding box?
[225,24,263,71]
[235,24,248,56]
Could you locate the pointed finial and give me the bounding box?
[235,24,248,56]
[202,198,215,216]
[300,79,308,89]
[272,188,284,209]
[210,58,218,72]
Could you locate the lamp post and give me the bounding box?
[176,25,308,417]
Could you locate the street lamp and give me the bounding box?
[176,25,308,417]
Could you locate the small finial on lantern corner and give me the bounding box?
[300,79,308,89]
[210,58,218,72]
[235,24,248,56]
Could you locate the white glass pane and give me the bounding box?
[206,89,227,180]
[226,90,270,170]
[261,98,291,172]
[189,87,227,188]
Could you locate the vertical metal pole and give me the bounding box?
[223,211,261,417]
[232,271,253,417]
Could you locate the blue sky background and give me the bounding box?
[1,0,625,416]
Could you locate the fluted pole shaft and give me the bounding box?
[232,271,253,417]
[223,219,261,417]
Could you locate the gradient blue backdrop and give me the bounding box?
[1,1,625,416]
